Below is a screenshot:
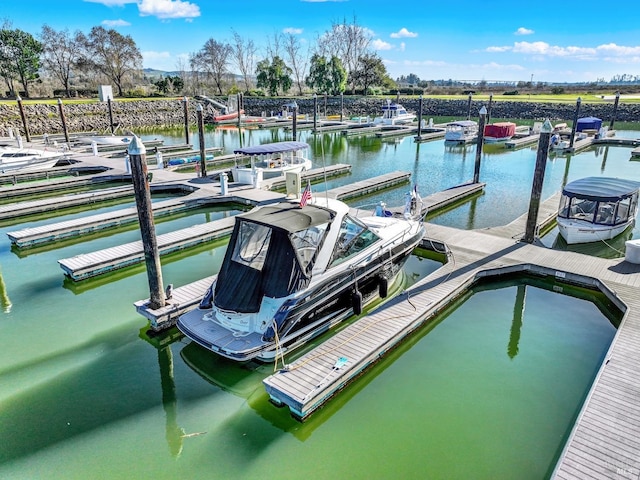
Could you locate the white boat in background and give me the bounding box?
[0,147,66,173]
[177,191,425,362]
[76,135,132,146]
[373,100,415,125]
[557,176,640,244]
[444,120,478,143]
[231,141,312,185]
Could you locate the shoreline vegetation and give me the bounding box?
[1,94,639,137]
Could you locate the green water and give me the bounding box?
[0,125,633,478]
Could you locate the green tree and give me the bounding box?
[349,53,389,95]
[306,54,346,95]
[40,25,83,98]
[154,75,184,94]
[190,38,233,95]
[77,26,142,97]
[256,56,292,96]
[0,27,43,97]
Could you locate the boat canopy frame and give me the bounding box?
[233,141,309,157]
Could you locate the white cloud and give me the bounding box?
[143,50,171,61]
[399,42,405,52]
[138,0,200,19]
[389,27,418,38]
[486,46,512,53]
[390,28,418,39]
[372,38,393,51]
[515,27,534,35]
[102,19,131,27]
[283,27,303,35]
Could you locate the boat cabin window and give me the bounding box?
[595,201,617,225]
[290,223,328,271]
[615,197,634,223]
[329,215,379,268]
[560,197,597,222]
[231,221,272,271]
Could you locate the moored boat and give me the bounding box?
[76,135,132,146]
[373,100,415,125]
[231,141,312,184]
[177,190,426,362]
[557,176,640,244]
[483,122,516,142]
[0,146,66,173]
[444,120,478,143]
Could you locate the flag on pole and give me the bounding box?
[300,180,312,207]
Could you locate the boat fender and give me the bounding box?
[352,290,363,316]
[379,276,389,299]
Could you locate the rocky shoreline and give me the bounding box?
[1,96,638,137]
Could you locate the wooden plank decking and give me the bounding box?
[0,185,134,220]
[7,196,199,247]
[58,216,236,280]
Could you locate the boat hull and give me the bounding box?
[177,228,423,362]
[557,218,634,244]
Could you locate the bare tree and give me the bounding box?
[230,30,257,93]
[77,26,142,97]
[190,38,232,95]
[315,16,372,93]
[282,33,308,96]
[40,25,83,97]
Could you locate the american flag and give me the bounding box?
[300,181,312,207]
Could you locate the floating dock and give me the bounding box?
[505,133,540,149]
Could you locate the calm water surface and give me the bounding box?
[0,124,634,478]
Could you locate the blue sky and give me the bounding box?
[3,0,640,83]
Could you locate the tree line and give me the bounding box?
[0,17,400,99]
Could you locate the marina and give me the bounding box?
[2,118,640,479]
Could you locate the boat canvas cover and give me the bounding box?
[576,117,603,132]
[233,141,308,156]
[214,202,334,313]
[484,122,516,137]
[562,177,640,202]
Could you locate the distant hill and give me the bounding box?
[143,68,181,79]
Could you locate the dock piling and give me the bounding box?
[523,119,553,243]
[196,104,207,178]
[609,91,620,130]
[57,98,70,145]
[569,97,582,149]
[473,106,487,184]
[182,96,190,144]
[107,98,115,134]
[16,96,31,143]
[128,135,166,310]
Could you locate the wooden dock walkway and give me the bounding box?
[0,184,135,220]
[58,216,237,281]
[375,125,418,138]
[326,171,411,200]
[7,196,201,247]
[505,133,540,149]
[414,128,446,143]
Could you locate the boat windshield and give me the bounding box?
[290,223,328,271]
[329,215,380,268]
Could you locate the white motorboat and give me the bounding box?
[75,135,132,146]
[557,176,640,244]
[177,190,425,362]
[0,147,66,173]
[444,120,478,143]
[373,101,415,125]
[231,141,312,185]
